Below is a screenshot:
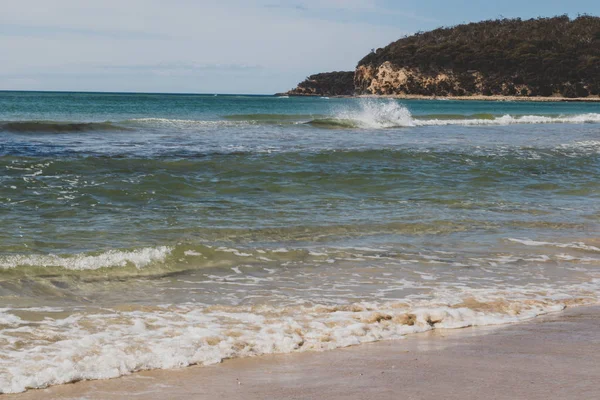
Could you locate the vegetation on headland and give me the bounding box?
[282,16,600,99]
[278,71,355,96]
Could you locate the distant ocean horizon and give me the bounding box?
[1,91,599,393]
[0,89,279,96]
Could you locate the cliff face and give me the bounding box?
[354,63,535,97]
[281,71,355,96]
[355,63,486,96]
[283,16,600,98]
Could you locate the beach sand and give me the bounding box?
[6,305,599,400]
[351,94,600,102]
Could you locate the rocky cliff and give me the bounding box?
[283,16,600,98]
[354,63,491,97]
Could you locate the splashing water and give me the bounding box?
[307,98,600,129]
[334,99,415,128]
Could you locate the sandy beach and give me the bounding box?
[280,93,600,102]
[6,305,599,400]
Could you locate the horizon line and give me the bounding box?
[0,89,277,96]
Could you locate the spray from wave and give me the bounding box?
[309,99,415,129]
[306,99,600,129]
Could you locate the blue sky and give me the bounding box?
[1,0,598,94]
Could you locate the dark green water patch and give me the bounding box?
[0,121,130,133]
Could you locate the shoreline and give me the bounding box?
[281,93,600,102]
[7,304,600,400]
[359,94,600,102]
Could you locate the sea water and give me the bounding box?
[1,91,599,393]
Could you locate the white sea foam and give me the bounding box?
[0,247,172,271]
[129,118,252,128]
[508,238,600,252]
[415,113,600,126]
[2,239,599,394]
[0,295,578,394]
[329,99,600,129]
[0,309,22,326]
[556,140,600,155]
[2,242,600,393]
[130,105,600,130]
[336,99,415,128]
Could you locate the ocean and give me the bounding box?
[1,91,599,393]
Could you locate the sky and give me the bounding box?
[1,0,598,94]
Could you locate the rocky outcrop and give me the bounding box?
[354,63,534,97]
[354,63,480,96]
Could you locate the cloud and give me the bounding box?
[0,23,170,40]
[265,0,377,11]
[104,62,263,71]
[0,0,408,93]
[264,3,308,11]
[263,0,435,23]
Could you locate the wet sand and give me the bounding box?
[6,305,599,400]
[347,94,600,102]
[283,93,600,101]
[362,94,600,102]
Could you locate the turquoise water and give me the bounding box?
[1,91,600,393]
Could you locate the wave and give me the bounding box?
[311,99,415,129]
[3,234,600,277]
[3,141,599,162]
[124,118,253,128]
[2,237,600,392]
[0,118,253,134]
[0,121,130,133]
[0,244,309,276]
[508,238,600,252]
[4,103,600,134]
[415,113,600,127]
[224,113,323,122]
[300,99,600,129]
[0,247,172,272]
[0,295,592,393]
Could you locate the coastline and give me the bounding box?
[359,94,600,102]
[7,305,600,400]
[282,93,600,102]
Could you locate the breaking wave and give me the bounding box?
[304,99,600,129]
[2,238,600,393]
[3,103,600,134]
[416,113,600,127]
[309,100,414,129]
[508,238,600,252]
[0,294,593,393]
[0,247,172,272]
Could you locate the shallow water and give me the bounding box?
[1,92,599,393]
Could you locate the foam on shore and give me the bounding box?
[0,295,582,394]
